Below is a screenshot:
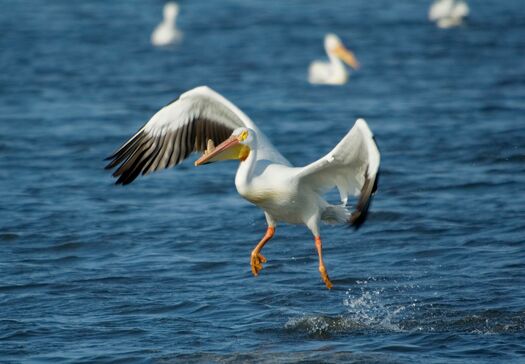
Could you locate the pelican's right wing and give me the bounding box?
[297,119,380,229]
[105,86,264,185]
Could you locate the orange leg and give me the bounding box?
[250,226,275,276]
[315,236,333,289]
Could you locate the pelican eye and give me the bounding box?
[238,130,249,141]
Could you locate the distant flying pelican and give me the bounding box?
[151,2,182,46]
[106,86,380,289]
[308,33,360,85]
[429,0,469,29]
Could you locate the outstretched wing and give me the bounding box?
[297,118,380,229]
[105,86,259,185]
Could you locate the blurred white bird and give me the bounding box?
[429,0,469,29]
[106,86,380,289]
[308,34,360,85]
[151,2,182,46]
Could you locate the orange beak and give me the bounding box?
[194,136,241,166]
[334,45,360,70]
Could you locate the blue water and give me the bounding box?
[1,0,524,362]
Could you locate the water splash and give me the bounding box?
[343,280,525,335]
[343,280,412,332]
[285,279,418,337]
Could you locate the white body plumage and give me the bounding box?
[151,2,182,46]
[429,0,469,29]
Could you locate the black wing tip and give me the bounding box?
[348,168,380,230]
[104,154,114,161]
[114,174,136,185]
[349,201,372,230]
[111,176,135,186]
[105,156,139,185]
[372,168,380,194]
[104,152,118,169]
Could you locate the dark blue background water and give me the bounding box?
[1,0,524,362]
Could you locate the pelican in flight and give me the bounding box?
[105,86,380,289]
[308,33,360,85]
[151,2,182,47]
[429,0,469,29]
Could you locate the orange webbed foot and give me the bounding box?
[250,252,267,276]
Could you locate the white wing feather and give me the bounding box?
[297,119,380,223]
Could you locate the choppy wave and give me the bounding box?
[165,351,403,364]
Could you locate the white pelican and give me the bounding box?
[151,2,182,47]
[428,0,469,29]
[308,34,360,85]
[105,86,380,289]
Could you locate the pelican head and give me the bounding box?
[163,2,179,21]
[325,33,360,70]
[194,127,252,166]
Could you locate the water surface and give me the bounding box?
[1,0,524,362]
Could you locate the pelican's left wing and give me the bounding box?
[105,86,257,185]
[297,118,380,229]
